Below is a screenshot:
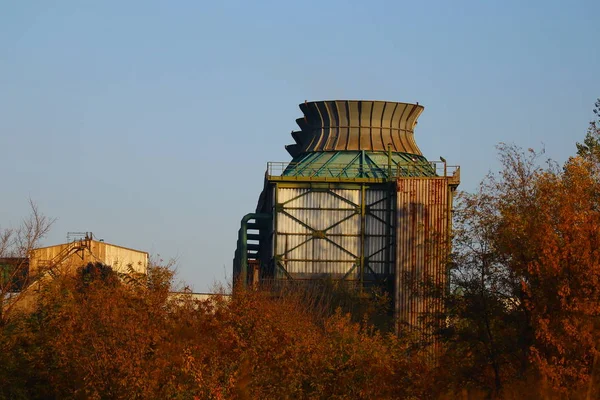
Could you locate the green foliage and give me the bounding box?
[76,262,120,290]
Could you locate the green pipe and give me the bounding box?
[239,213,271,288]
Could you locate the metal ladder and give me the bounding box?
[36,238,91,278]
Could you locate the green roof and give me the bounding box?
[282,151,436,179]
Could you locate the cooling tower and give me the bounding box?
[233,100,460,337]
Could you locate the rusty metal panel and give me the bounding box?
[395,178,450,337]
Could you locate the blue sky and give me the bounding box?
[1,0,599,290]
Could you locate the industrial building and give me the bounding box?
[233,100,460,335]
[29,233,148,279]
[3,233,148,313]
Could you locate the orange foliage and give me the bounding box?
[432,145,600,398]
[0,265,430,399]
[4,125,600,398]
[496,156,600,390]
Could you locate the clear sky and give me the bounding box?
[1,1,599,291]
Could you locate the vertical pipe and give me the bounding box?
[385,180,393,280]
[446,182,453,296]
[360,184,366,289]
[273,183,279,281]
[239,213,271,289]
[387,144,392,180]
[240,217,249,288]
[360,150,365,177]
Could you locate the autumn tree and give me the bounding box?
[0,259,431,399]
[495,155,600,393]
[435,136,600,397]
[432,145,539,397]
[0,199,54,325]
[576,98,600,160]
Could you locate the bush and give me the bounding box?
[0,265,429,399]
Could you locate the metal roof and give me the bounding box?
[286,100,424,157]
[278,151,436,179]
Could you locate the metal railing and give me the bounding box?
[267,161,459,179]
[36,238,91,277]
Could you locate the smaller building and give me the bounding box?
[4,236,149,317]
[29,237,148,279]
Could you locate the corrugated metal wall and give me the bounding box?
[274,185,394,282]
[395,178,450,338]
[276,188,361,278]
